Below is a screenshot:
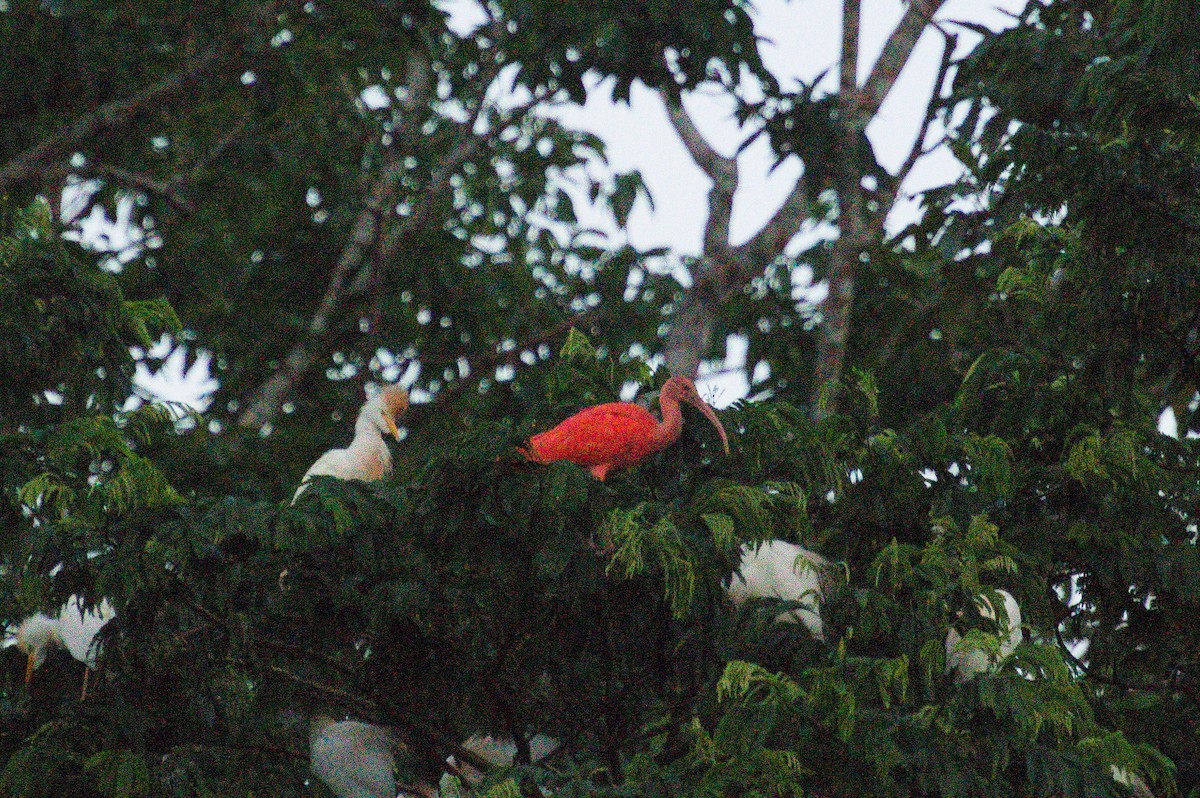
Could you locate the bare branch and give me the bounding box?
[660,95,743,378]
[423,308,605,412]
[735,172,813,269]
[186,115,253,184]
[663,97,737,259]
[841,0,862,98]
[92,164,197,214]
[899,32,955,184]
[0,49,220,195]
[857,0,949,120]
[238,56,538,429]
[879,31,957,223]
[238,148,406,429]
[809,0,949,419]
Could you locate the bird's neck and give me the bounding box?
[348,419,392,467]
[653,397,684,450]
[20,615,63,657]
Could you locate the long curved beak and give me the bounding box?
[687,397,730,454]
[385,415,401,440]
[24,653,37,686]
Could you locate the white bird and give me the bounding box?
[725,540,830,641]
[293,386,409,502]
[944,588,1023,683]
[447,734,559,785]
[309,716,400,798]
[10,595,116,698]
[1112,765,1155,798]
[444,729,559,787]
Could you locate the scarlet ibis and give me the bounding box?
[522,376,729,480]
[309,716,401,798]
[10,595,116,698]
[293,385,409,502]
[726,541,830,640]
[944,588,1023,683]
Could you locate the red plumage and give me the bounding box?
[522,376,730,480]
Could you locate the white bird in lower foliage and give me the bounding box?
[293,385,409,503]
[447,734,560,785]
[944,588,1023,683]
[725,540,830,641]
[1112,765,1155,798]
[10,595,116,698]
[309,716,400,798]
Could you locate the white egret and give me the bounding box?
[944,589,1023,683]
[11,595,116,698]
[726,540,830,641]
[1112,765,1155,798]
[293,386,409,502]
[447,734,559,785]
[309,716,401,798]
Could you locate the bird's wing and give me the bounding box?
[311,722,397,798]
[58,598,114,666]
[529,403,656,466]
[300,448,354,483]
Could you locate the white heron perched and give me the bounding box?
[447,733,560,785]
[293,385,409,503]
[309,716,403,798]
[1112,765,1155,798]
[944,588,1023,683]
[725,540,831,641]
[9,595,116,698]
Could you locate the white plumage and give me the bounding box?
[448,734,559,785]
[1112,765,1155,798]
[944,588,1023,683]
[309,716,400,798]
[293,386,409,503]
[725,540,829,641]
[10,595,116,695]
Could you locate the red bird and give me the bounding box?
[523,376,730,480]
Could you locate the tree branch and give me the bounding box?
[857,0,949,120]
[662,96,740,378]
[809,0,949,419]
[879,31,956,224]
[0,49,220,196]
[663,98,737,260]
[735,173,813,268]
[236,54,528,429]
[237,147,407,429]
[91,164,197,215]
[841,0,862,99]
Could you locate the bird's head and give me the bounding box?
[13,612,60,685]
[363,385,409,439]
[661,376,730,454]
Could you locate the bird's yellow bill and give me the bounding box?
[24,653,36,686]
[385,415,400,440]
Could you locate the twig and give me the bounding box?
[881,31,957,222]
[92,164,197,214]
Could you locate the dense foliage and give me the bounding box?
[2,0,1198,797]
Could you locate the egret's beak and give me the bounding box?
[687,397,730,455]
[385,415,401,440]
[24,653,36,686]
